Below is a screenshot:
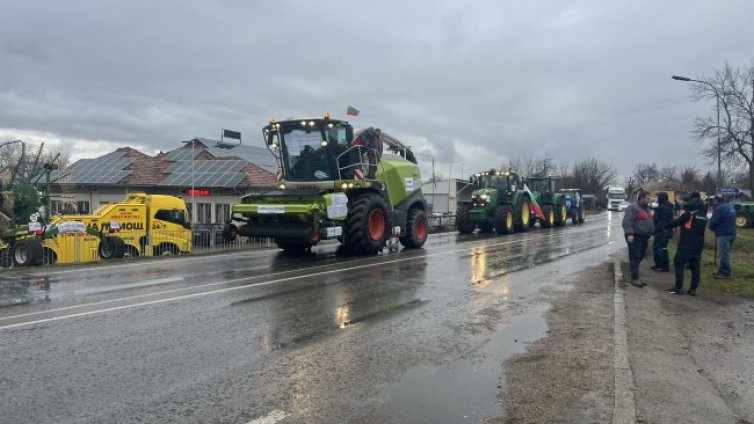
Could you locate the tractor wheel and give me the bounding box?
[515,202,531,232]
[736,212,753,228]
[578,205,586,224]
[344,193,389,254]
[456,203,475,234]
[99,236,126,259]
[555,202,568,227]
[571,208,579,225]
[400,208,428,248]
[494,205,515,234]
[478,221,494,233]
[13,239,43,266]
[541,205,555,228]
[222,224,238,242]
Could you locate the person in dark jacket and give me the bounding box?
[709,194,736,278]
[651,192,675,272]
[665,196,708,295]
[622,191,654,287]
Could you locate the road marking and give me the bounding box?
[612,260,637,424]
[0,223,614,331]
[246,410,289,424]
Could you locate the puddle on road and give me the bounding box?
[383,308,547,423]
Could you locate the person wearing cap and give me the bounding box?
[709,194,736,278]
[664,193,708,295]
[651,192,674,272]
[622,191,654,287]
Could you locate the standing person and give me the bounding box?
[665,194,708,295]
[622,191,654,287]
[709,194,736,279]
[651,192,674,272]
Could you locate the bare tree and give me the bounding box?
[678,165,700,191]
[632,163,660,186]
[659,165,680,189]
[0,139,68,191]
[691,60,754,191]
[570,157,617,195]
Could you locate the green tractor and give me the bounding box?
[228,114,428,254]
[733,202,754,229]
[524,176,569,228]
[456,170,533,235]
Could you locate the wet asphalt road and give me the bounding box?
[0,212,625,424]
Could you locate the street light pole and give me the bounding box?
[672,75,722,191]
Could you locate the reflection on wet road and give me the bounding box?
[0,212,624,424]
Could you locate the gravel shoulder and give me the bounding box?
[497,255,754,424]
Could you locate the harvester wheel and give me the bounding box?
[494,205,515,234]
[478,221,494,232]
[736,212,752,228]
[400,208,428,248]
[541,205,555,228]
[555,203,568,227]
[456,203,475,234]
[578,205,585,224]
[13,239,43,266]
[515,202,531,232]
[344,194,388,254]
[99,236,126,259]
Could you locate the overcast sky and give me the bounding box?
[2,1,753,183]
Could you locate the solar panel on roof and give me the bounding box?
[159,160,246,188]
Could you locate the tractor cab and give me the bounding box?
[526,176,556,195]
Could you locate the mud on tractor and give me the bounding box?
[456,170,533,235]
[228,114,428,254]
[524,176,568,228]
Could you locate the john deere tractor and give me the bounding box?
[524,176,568,228]
[228,114,428,254]
[456,170,532,235]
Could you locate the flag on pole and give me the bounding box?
[432,156,436,188]
[346,105,360,116]
[523,184,547,221]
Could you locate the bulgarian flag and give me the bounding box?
[524,184,547,221]
[347,105,360,116]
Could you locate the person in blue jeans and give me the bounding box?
[709,194,736,278]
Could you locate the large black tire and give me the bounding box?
[478,221,494,232]
[515,201,531,232]
[399,208,428,248]
[555,202,568,227]
[578,205,585,224]
[570,208,579,225]
[494,204,515,234]
[456,203,475,234]
[736,212,753,228]
[13,239,43,266]
[222,224,238,242]
[541,204,555,228]
[99,236,126,259]
[344,193,389,254]
[42,248,57,265]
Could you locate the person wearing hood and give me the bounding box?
[664,193,708,296]
[651,192,674,272]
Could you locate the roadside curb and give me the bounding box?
[612,260,637,424]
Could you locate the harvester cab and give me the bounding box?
[525,176,568,228]
[456,169,532,235]
[231,114,428,254]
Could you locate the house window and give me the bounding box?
[77,201,90,214]
[215,204,230,223]
[50,200,63,214]
[197,203,212,224]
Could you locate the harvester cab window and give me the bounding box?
[281,123,349,181]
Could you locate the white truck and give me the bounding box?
[606,187,627,211]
